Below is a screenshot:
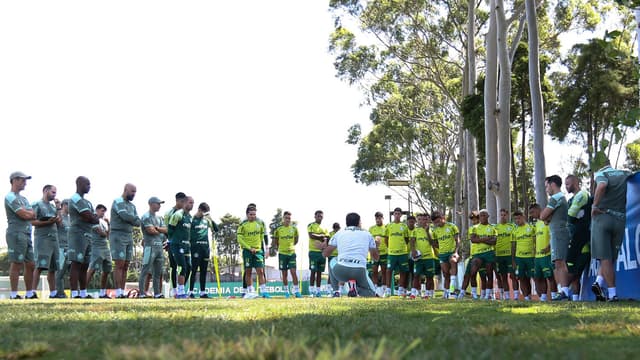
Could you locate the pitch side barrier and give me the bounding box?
[580,171,640,301]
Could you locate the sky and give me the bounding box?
[0,1,627,269]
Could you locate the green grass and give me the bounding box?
[1,298,639,359]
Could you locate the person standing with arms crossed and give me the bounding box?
[54,199,71,298]
[68,176,99,299]
[540,175,572,301]
[138,197,167,298]
[5,172,36,299]
[110,183,141,299]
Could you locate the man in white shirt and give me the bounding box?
[323,212,379,297]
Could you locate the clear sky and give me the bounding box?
[0,1,400,269]
[0,1,626,270]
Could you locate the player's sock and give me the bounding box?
[260,284,268,294]
[487,289,493,299]
[411,288,418,296]
[100,289,106,297]
[10,291,18,298]
[26,290,33,297]
[71,290,79,298]
[608,287,616,299]
[309,286,316,295]
[551,291,557,299]
[596,275,605,288]
[513,290,519,300]
[561,286,570,297]
[540,294,547,301]
[480,289,486,298]
[524,296,530,301]
[444,289,449,298]
[572,294,579,301]
[292,285,299,293]
[49,290,57,297]
[116,288,122,297]
[80,289,87,297]
[471,287,477,297]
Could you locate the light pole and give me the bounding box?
[387,179,411,215]
[385,195,392,222]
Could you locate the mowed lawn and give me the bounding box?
[1,297,639,360]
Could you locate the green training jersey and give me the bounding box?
[141,211,165,247]
[431,222,459,254]
[534,220,550,258]
[4,191,32,234]
[413,226,435,259]
[190,216,214,249]
[513,223,535,258]
[307,222,328,252]
[32,199,58,239]
[329,230,339,256]
[164,207,178,240]
[368,224,387,255]
[168,209,191,248]
[274,225,298,256]
[238,220,266,250]
[494,222,515,256]
[470,223,496,255]
[385,222,409,255]
[69,193,95,236]
[594,166,632,213]
[110,197,140,233]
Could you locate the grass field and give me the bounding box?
[1,297,639,360]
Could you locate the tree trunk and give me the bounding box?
[525,0,547,207]
[496,0,512,216]
[484,0,499,222]
[521,112,528,213]
[510,129,518,210]
[465,0,479,221]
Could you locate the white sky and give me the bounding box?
[0,1,628,269]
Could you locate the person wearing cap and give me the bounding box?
[54,198,71,298]
[494,208,517,300]
[430,211,460,299]
[384,207,410,297]
[189,202,218,298]
[68,176,100,299]
[323,212,379,297]
[368,211,388,296]
[5,171,36,299]
[138,196,168,298]
[30,184,62,299]
[168,196,194,299]
[110,183,142,299]
[86,204,112,299]
[165,192,187,297]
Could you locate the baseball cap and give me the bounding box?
[9,171,31,181]
[148,196,165,204]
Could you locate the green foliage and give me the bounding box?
[217,213,241,277]
[1,299,640,359]
[0,251,9,276]
[625,138,640,171]
[269,208,283,237]
[550,31,639,171]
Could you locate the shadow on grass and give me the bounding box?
[0,299,639,359]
